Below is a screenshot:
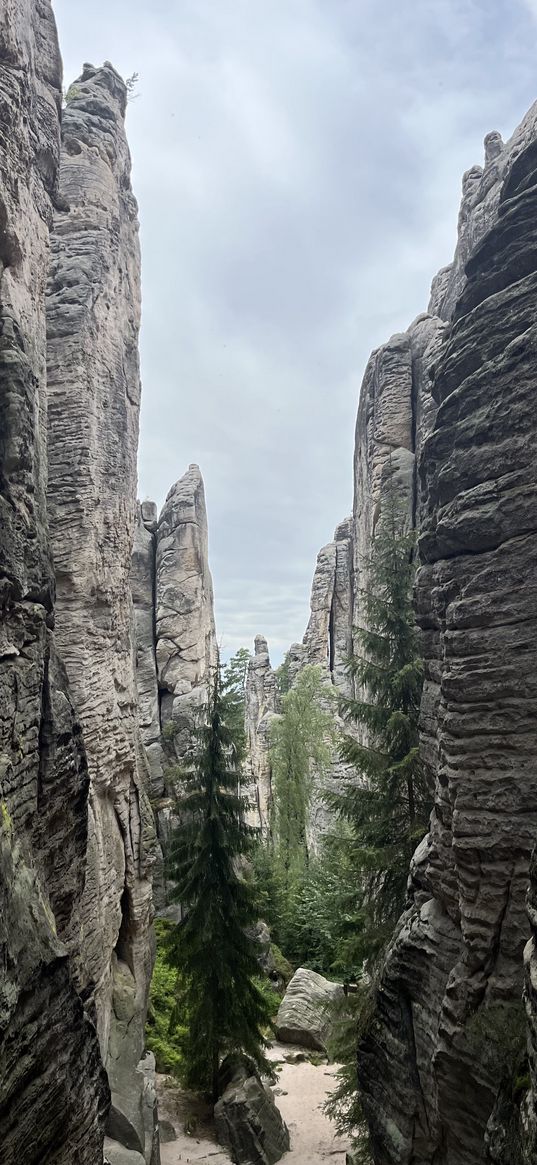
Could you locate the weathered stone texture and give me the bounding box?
[245,635,278,833]
[132,501,165,799]
[46,61,155,1148]
[429,105,537,321]
[275,967,343,1054]
[359,124,537,1164]
[156,463,218,752]
[0,6,108,1161]
[215,1055,290,1165]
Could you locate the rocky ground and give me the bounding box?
[157,1043,349,1164]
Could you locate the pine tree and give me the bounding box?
[165,667,272,1102]
[221,646,251,756]
[333,478,431,962]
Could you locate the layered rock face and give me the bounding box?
[156,464,218,753]
[245,636,279,833]
[132,501,165,799]
[0,6,108,1161]
[357,116,537,1164]
[129,466,218,910]
[46,64,156,1159]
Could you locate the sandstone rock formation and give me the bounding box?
[156,464,218,754]
[132,502,165,799]
[356,117,537,1164]
[245,636,279,832]
[215,1055,290,1165]
[0,6,108,1161]
[276,968,343,1053]
[46,62,157,1158]
[129,466,218,912]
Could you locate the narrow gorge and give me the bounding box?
[1,3,537,1164]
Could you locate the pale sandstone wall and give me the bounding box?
[47,63,157,1159]
[0,9,108,1162]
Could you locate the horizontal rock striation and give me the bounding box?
[244,635,279,833]
[46,62,156,1157]
[0,5,108,1161]
[358,118,537,1163]
[156,464,218,753]
[132,501,165,800]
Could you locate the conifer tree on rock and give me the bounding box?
[333,474,432,963]
[166,665,272,1102]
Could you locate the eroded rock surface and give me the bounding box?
[215,1056,290,1165]
[245,635,279,833]
[156,464,218,754]
[46,61,156,1151]
[0,6,108,1161]
[132,501,165,799]
[358,120,537,1164]
[276,968,342,1053]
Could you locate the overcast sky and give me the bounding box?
[53,0,537,662]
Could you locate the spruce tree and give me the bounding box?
[333,478,431,962]
[166,667,272,1102]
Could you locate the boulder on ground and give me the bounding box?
[215,1054,290,1165]
[275,967,343,1053]
[104,1138,146,1165]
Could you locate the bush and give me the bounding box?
[145,920,185,1078]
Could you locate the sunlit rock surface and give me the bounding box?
[0,5,108,1160]
[47,61,157,1154]
[156,464,218,753]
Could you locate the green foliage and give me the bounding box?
[275,651,292,695]
[466,1000,527,1082]
[254,976,281,1023]
[330,476,431,962]
[162,720,176,744]
[323,987,374,1158]
[165,666,273,1100]
[466,1001,529,1165]
[269,943,293,986]
[145,921,185,1078]
[270,665,335,892]
[221,647,252,759]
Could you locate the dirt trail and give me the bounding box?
[157,1043,349,1164]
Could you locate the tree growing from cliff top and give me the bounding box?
[165,666,272,1101]
[331,477,431,963]
[270,665,335,895]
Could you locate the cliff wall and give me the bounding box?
[356,110,537,1165]
[0,7,108,1162]
[46,63,157,1161]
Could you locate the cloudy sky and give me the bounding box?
[53,0,537,662]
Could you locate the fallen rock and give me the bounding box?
[104,1138,146,1165]
[275,968,343,1053]
[215,1056,290,1165]
[158,1119,177,1143]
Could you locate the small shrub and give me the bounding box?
[145,920,185,1078]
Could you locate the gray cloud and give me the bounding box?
[53,0,537,660]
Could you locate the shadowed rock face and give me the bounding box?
[358,125,537,1165]
[0,5,108,1161]
[132,501,165,800]
[46,61,157,1153]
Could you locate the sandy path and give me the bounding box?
[157,1043,349,1165]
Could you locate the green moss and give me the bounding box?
[0,802,12,832]
[270,943,293,985]
[65,83,82,104]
